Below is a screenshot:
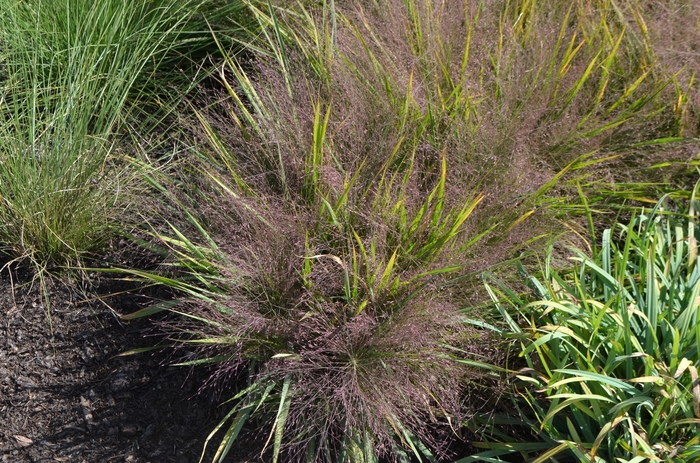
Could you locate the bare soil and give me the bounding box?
[0,267,256,463]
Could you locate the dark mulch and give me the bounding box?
[0,268,259,463]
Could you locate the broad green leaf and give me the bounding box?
[550,369,639,395]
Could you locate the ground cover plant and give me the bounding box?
[477,193,700,462]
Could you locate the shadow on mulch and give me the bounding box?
[0,266,260,463]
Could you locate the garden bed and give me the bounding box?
[0,269,255,463]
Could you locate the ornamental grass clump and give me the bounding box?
[477,192,700,462]
[0,0,249,267]
[126,4,501,457]
[131,140,492,462]
[148,200,483,463]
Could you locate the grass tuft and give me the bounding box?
[0,0,250,268]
